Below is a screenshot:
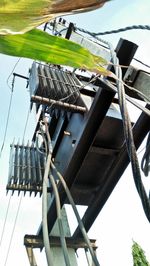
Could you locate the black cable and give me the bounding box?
[133,58,150,70]
[76,25,150,72]
[76,25,150,36]
[76,25,150,222]
[141,132,150,177]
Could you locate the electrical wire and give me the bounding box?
[0,89,13,159]
[76,26,150,222]
[3,193,23,266]
[42,151,54,266]
[2,104,31,265]
[0,195,11,247]
[42,118,71,266]
[6,58,21,91]
[0,61,19,251]
[141,132,150,177]
[49,173,71,266]
[133,58,150,69]
[50,162,100,266]
[40,119,54,266]
[76,25,150,37]
[0,58,21,158]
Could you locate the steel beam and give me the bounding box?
[73,104,150,237]
[24,235,97,250]
[37,79,115,236]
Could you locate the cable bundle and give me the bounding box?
[141,132,150,177]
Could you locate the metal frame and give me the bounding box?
[38,78,116,236]
[73,104,150,237]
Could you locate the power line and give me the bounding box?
[133,58,150,69]
[0,195,11,247]
[7,58,21,91]
[3,193,23,266]
[76,24,150,37]
[2,105,31,265]
[76,25,150,222]
[0,58,21,159]
[0,89,13,159]
[76,24,150,71]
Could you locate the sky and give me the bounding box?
[0,0,150,265]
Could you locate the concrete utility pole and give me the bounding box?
[49,207,78,266]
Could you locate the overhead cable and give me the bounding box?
[0,58,21,158]
[2,103,31,265]
[0,195,11,247]
[141,132,150,177]
[51,162,100,266]
[6,58,21,91]
[40,120,54,266]
[4,193,23,266]
[133,58,150,70]
[76,26,150,222]
[43,119,71,266]
[0,88,13,159]
[76,25,150,36]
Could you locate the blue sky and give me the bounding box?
[0,0,150,265]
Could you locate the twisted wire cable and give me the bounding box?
[44,120,71,266]
[40,119,54,266]
[76,25,150,36]
[51,162,100,266]
[76,27,150,222]
[102,40,150,222]
[40,118,71,266]
[141,132,150,177]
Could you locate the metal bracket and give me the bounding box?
[124,66,150,100]
[24,234,97,250]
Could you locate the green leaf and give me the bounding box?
[0,0,111,35]
[0,29,110,75]
[132,241,150,266]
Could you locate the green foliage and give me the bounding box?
[132,241,150,266]
[0,0,110,34]
[0,29,110,75]
[0,0,111,74]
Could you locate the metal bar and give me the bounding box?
[55,69,68,99]
[37,65,47,97]
[65,22,75,39]
[25,247,37,266]
[30,143,37,185]
[6,184,51,193]
[44,66,55,99]
[14,141,20,184]
[8,141,15,185]
[73,104,150,237]
[26,141,31,185]
[37,79,115,236]
[19,142,24,185]
[31,95,87,113]
[65,72,79,103]
[24,235,97,250]
[48,67,61,99]
[59,70,76,103]
[36,148,43,186]
[13,73,29,80]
